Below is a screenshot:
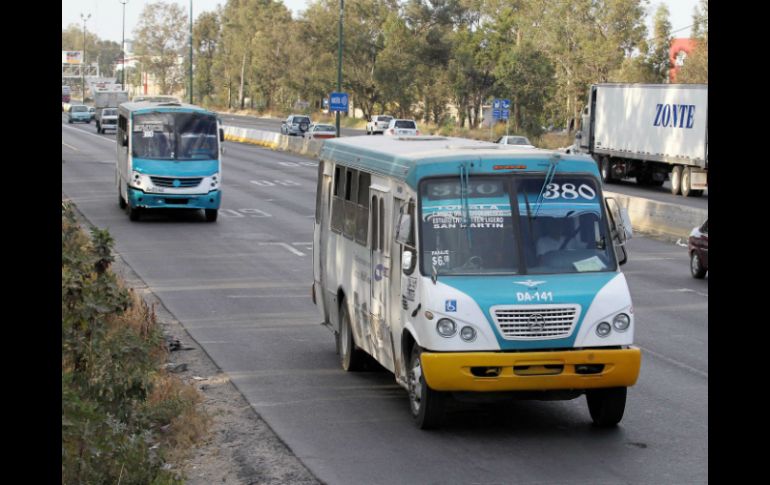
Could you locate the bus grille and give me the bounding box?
[490,305,580,340]
[150,177,202,188]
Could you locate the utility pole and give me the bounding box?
[80,13,91,102]
[189,0,193,104]
[336,0,344,137]
[120,0,128,90]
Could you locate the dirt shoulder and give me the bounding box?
[70,203,321,485]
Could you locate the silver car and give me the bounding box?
[281,115,312,136]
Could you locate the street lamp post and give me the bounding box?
[80,13,91,102]
[189,0,193,104]
[120,0,128,91]
[336,0,344,137]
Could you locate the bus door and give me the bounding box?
[313,160,332,325]
[390,194,414,378]
[369,185,395,371]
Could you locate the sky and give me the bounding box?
[62,0,701,45]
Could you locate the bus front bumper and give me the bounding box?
[421,347,641,392]
[128,188,221,210]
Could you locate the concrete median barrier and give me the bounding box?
[604,190,707,241]
[222,124,706,241]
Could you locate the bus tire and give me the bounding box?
[204,209,218,222]
[670,166,682,195]
[127,202,141,221]
[586,387,626,427]
[338,301,365,372]
[407,345,446,430]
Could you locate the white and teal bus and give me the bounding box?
[116,102,223,221]
[312,136,640,429]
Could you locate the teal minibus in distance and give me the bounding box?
[116,102,224,221]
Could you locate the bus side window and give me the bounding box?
[371,195,379,251]
[379,198,385,253]
[343,168,358,239]
[331,165,345,233]
[355,172,370,245]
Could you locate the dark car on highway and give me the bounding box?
[688,219,708,278]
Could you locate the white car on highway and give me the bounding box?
[384,119,419,136]
[496,135,535,148]
[366,115,393,135]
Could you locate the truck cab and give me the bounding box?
[96,108,118,134]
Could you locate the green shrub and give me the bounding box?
[61,202,205,485]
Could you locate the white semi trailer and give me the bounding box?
[575,83,707,197]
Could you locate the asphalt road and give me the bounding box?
[62,117,708,484]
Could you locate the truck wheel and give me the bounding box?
[690,252,707,279]
[681,167,693,197]
[204,209,218,222]
[407,345,446,429]
[586,387,626,427]
[338,300,366,371]
[600,157,614,183]
[670,166,683,195]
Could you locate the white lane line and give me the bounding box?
[673,288,709,297]
[62,141,79,151]
[61,123,116,144]
[258,242,305,256]
[638,345,708,379]
[226,294,308,298]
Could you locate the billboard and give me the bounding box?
[62,51,83,64]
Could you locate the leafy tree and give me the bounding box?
[649,4,672,82]
[133,1,189,95]
[193,10,222,102]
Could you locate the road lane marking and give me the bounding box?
[638,345,708,379]
[259,242,305,256]
[62,141,79,151]
[226,294,308,298]
[673,288,708,297]
[61,123,116,144]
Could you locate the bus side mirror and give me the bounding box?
[605,197,631,265]
[402,251,413,272]
[219,128,224,142]
[121,133,128,147]
[395,213,412,245]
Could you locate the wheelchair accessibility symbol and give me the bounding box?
[445,300,457,312]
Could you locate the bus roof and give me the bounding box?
[118,101,216,116]
[320,135,598,188]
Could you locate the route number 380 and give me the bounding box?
[542,183,596,200]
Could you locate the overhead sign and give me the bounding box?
[62,51,83,64]
[329,92,348,112]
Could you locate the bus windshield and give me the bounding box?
[132,111,218,161]
[419,174,615,276]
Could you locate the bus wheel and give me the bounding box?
[407,345,446,429]
[586,387,626,427]
[338,301,365,371]
[204,209,218,222]
[127,202,141,222]
[670,166,682,195]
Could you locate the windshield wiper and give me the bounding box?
[532,155,561,219]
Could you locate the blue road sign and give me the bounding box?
[493,99,501,109]
[330,92,348,112]
[502,99,511,109]
[493,109,501,119]
[501,109,510,120]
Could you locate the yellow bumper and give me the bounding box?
[421,347,641,392]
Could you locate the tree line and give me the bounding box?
[62,0,708,136]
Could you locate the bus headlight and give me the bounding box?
[436,318,457,337]
[132,171,142,187]
[460,326,476,342]
[612,313,630,331]
[596,322,612,338]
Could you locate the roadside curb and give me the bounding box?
[222,125,708,241]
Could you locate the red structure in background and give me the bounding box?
[669,38,697,83]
